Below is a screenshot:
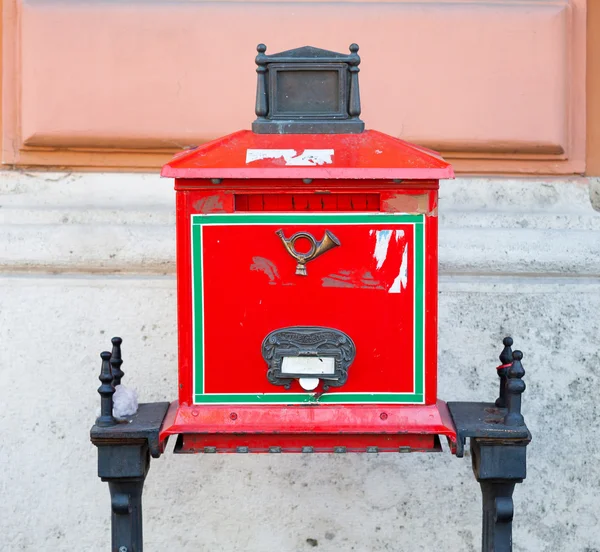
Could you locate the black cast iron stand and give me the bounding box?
[90,337,530,552]
[90,339,169,552]
[448,339,531,552]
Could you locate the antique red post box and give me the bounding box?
[92,44,530,552]
[159,44,457,454]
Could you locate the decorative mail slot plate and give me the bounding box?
[191,212,428,405]
[262,326,356,391]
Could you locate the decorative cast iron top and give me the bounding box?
[252,44,364,135]
[161,43,454,179]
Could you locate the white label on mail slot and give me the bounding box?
[281,356,335,375]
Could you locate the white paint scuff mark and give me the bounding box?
[322,270,384,290]
[250,256,280,284]
[373,230,392,269]
[246,149,334,166]
[389,244,409,294]
[395,230,404,241]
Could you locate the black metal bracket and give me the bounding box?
[447,401,531,459]
[90,338,170,552]
[91,402,170,459]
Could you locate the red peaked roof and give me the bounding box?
[161,129,453,180]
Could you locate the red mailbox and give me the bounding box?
[159,44,457,453]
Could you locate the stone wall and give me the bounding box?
[1,171,599,551]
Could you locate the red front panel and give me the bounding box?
[173,185,439,408]
[201,219,418,399]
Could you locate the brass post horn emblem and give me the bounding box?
[276,229,341,276]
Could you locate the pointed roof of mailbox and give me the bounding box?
[161,130,454,180]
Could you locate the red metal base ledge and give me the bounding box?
[158,400,457,454]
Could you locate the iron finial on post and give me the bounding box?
[97,351,116,427]
[110,337,124,387]
[495,336,513,408]
[504,350,526,426]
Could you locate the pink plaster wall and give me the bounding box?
[2,0,586,173]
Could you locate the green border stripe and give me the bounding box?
[193,224,204,394]
[192,213,423,226]
[194,393,424,404]
[191,212,426,404]
[414,222,424,396]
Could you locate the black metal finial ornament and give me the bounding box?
[348,43,361,119]
[252,43,364,134]
[96,351,116,427]
[495,336,513,408]
[255,44,269,120]
[504,350,526,426]
[110,337,124,387]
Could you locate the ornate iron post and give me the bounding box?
[448,341,531,552]
[90,338,169,552]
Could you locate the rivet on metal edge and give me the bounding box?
[236,446,249,453]
[366,446,378,453]
[399,446,412,453]
[204,446,217,453]
[380,412,388,420]
[334,446,347,453]
[302,446,314,453]
[269,446,281,453]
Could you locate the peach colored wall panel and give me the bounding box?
[2,0,586,173]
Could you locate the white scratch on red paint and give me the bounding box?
[374,230,392,269]
[245,149,334,166]
[322,270,384,290]
[250,256,280,284]
[395,230,404,241]
[389,244,408,294]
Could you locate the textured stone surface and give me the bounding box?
[2,172,600,276]
[2,275,599,551]
[1,171,599,551]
